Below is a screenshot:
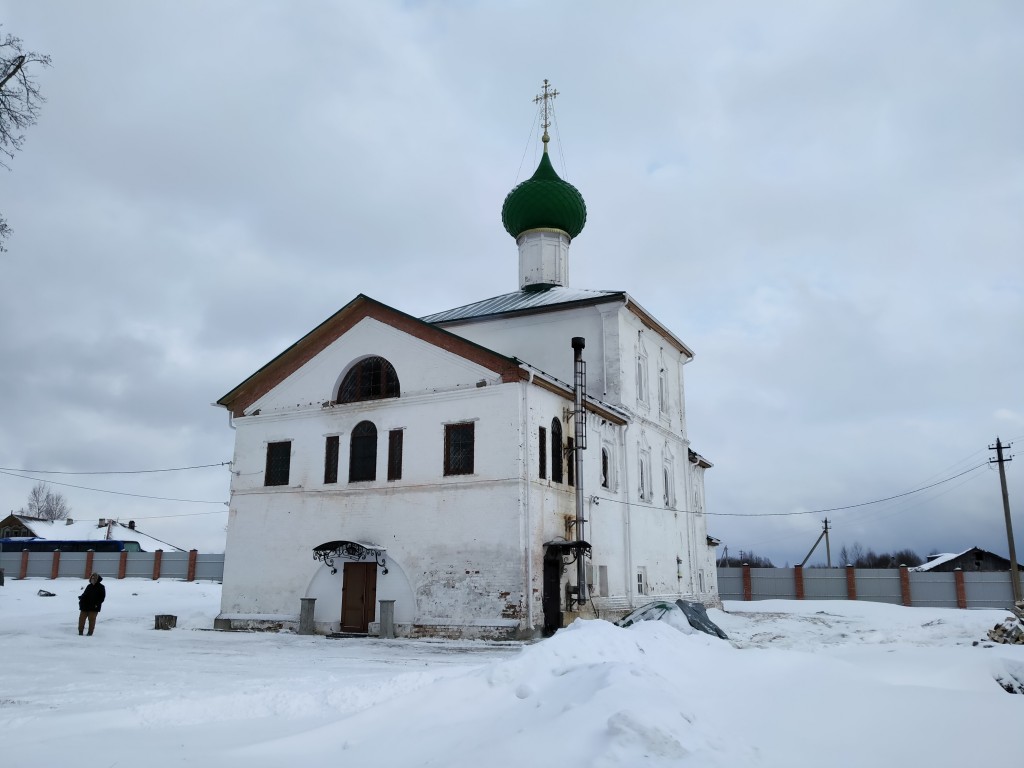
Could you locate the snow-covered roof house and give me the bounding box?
[911,547,1011,572]
[0,513,184,553]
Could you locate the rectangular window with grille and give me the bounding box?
[538,427,547,479]
[567,437,575,487]
[324,435,339,484]
[444,422,474,476]
[388,429,404,481]
[264,441,291,486]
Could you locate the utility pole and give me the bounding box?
[990,437,1021,606]
[799,518,832,568]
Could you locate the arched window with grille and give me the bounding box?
[349,420,378,482]
[337,356,400,404]
[550,418,563,484]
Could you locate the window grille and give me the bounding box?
[444,422,475,476]
[349,421,377,482]
[264,441,291,486]
[387,429,403,481]
[338,356,400,403]
[551,418,563,483]
[324,435,339,484]
[538,426,547,479]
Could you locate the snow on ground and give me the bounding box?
[2,578,1022,767]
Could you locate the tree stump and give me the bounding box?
[155,614,177,630]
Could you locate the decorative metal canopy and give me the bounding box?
[313,540,388,575]
[544,539,591,567]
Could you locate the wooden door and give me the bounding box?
[542,549,563,637]
[340,562,378,633]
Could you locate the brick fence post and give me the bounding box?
[50,550,61,580]
[152,549,163,580]
[118,550,128,579]
[954,568,967,609]
[794,564,805,600]
[84,550,95,579]
[187,549,198,582]
[845,564,857,600]
[899,566,912,607]
[19,549,29,579]
[742,564,752,601]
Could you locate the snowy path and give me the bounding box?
[3,579,1022,767]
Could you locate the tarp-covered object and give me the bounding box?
[617,599,729,640]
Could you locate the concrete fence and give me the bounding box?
[0,549,225,582]
[718,565,1015,610]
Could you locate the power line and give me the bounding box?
[112,509,228,520]
[0,469,227,505]
[590,461,989,518]
[0,462,230,475]
[704,462,989,517]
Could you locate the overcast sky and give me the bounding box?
[1,1,1021,567]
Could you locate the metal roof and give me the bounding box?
[421,287,624,324]
[422,286,696,359]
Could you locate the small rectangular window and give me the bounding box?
[444,422,474,476]
[636,568,647,595]
[388,429,404,481]
[600,448,610,489]
[598,565,609,598]
[567,437,575,487]
[324,435,339,484]
[264,441,291,486]
[538,427,547,479]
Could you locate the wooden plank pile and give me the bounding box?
[987,611,1024,645]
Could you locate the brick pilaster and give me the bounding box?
[742,564,752,601]
[899,566,912,607]
[118,550,128,579]
[845,565,857,600]
[84,550,95,579]
[794,564,805,600]
[152,549,163,580]
[50,550,61,580]
[954,568,967,609]
[187,549,198,582]
[19,549,29,579]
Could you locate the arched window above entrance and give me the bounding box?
[337,356,400,403]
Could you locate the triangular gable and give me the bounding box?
[217,294,526,417]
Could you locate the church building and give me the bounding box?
[215,85,719,638]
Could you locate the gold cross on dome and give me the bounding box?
[533,79,559,147]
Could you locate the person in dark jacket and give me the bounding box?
[78,573,106,636]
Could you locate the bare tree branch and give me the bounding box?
[0,25,50,250]
[24,480,72,521]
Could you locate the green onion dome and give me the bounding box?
[501,151,587,239]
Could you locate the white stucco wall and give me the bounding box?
[437,305,608,397]
[218,297,718,637]
[221,377,531,632]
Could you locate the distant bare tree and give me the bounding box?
[720,550,775,568]
[891,549,924,568]
[0,25,51,251]
[836,541,923,568]
[22,481,71,521]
